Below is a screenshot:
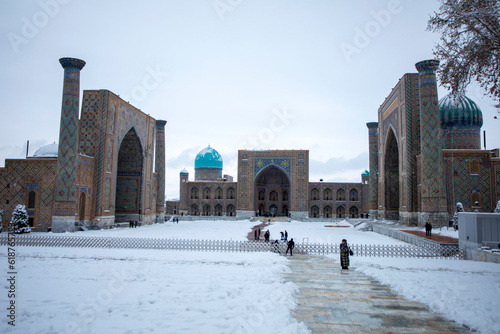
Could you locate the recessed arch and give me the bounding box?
[191,204,199,215]
[115,127,143,217]
[311,188,319,201]
[79,192,86,221]
[384,128,399,219]
[254,165,290,216]
[310,205,319,218]
[324,205,332,218]
[336,205,345,218]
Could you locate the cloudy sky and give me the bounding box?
[1,0,498,200]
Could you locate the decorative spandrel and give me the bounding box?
[254,158,291,180]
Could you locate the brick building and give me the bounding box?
[0,58,166,232]
[167,147,369,219]
[368,59,500,226]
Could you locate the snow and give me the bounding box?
[1,219,499,333]
[349,257,500,334]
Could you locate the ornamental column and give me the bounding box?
[52,57,86,233]
[366,122,379,219]
[155,120,167,223]
[415,59,448,227]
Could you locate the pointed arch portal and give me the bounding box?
[115,128,143,217]
[385,129,399,219]
[254,165,290,216]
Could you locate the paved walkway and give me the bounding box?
[284,255,470,333]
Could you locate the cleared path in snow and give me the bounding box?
[284,255,470,333]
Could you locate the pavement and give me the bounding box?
[284,255,471,334]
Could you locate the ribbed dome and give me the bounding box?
[439,95,483,130]
[33,142,58,157]
[194,145,223,169]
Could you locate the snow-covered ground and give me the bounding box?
[1,219,499,333]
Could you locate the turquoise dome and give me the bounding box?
[439,95,483,129]
[194,145,223,169]
[362,170,369,176]
[180,168,189,175]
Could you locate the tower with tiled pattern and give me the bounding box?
[415,60,448,225]
[155,120,167,223]
[52,57,86,232]
[366,122,379,218]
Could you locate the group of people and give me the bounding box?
[273,238,295,256]
[172,217,179,224]
[255,228,272,242]
[128,220,138,228]
[425,222,433,236]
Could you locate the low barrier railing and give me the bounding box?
[0,234,464,259]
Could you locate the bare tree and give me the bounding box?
[428,0,500,107]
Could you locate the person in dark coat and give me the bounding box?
[273,240,281,254]
[254,229,258,240]
[286,238,295,256]
[285,230,288,241]
[340,239,351,269]
[264,230,270,242]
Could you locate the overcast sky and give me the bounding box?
[1,0,498,200]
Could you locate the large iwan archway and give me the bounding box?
[254,165,290,216]
[115,128,143,220]
[384,129,399,220]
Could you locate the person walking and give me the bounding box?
[286,238,295,256]
[284,230,288,241]
[340,239,351,269]
[254,229,258,240]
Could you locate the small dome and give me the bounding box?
[33,142,58,157]
[439,95,483,129]
[362,170,370,176]
[194,145,223,169]
[180,168,189,175]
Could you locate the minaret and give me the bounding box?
[52,57,86,232]
[155,120,167,223]
[415,59,448,226]
[366,122,379,219]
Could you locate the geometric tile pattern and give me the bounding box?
[405,74,419,212]
[415,60,447,213]
[0,159,57,230]
[254,158,292,180]
[237,150,309,212]
[115,177,140,213]
[54,58,85,216]
[444,152,493,212]
[366,122,378,211]
[155,120,166,212]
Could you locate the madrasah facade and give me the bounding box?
[166,59,500,226]
[0,58,498,232]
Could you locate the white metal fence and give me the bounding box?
[0,234,464,259]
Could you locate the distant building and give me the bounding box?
[167,147,369,219]
[0,58,166,232]
[367,59,500,226]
